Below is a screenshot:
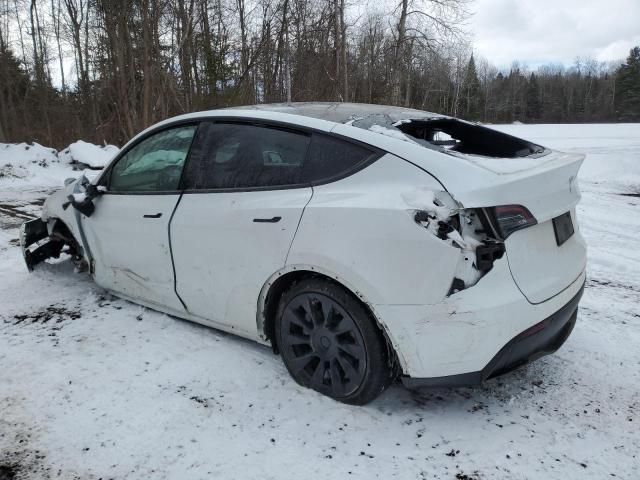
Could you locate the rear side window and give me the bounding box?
[302,134,376,184]
[182,122,310,190]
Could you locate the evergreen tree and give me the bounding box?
[0,43,32,142]
[615,46,640,121]
[461,54,481,120]
[525,73,541,120]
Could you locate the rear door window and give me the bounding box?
[302,134,377,184]
[182,122,380,191]
[182,122,310,190]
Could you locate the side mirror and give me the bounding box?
[67,194,96,216]
[63,178,103,217]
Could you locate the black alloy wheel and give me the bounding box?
[276,278,393,405]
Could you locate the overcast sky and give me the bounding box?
[471,0,640,68]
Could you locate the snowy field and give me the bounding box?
[1,124,639,479]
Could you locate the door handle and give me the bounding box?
[143,213,162,218]
[253,216,281,223]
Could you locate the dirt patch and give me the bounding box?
[587,278,640,294]
[3,305,83,346]
[0,447,44,480]
[11,306,81,326]
[455,473,480,480]
[0,204,34,221]
[0,464,17,480]
[0,204,33,230]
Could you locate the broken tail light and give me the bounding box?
[492,205,537,239]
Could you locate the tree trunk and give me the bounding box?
[340,0,347,101]
[392,0,408,105]
[142,0,151,127]
[52,0,66,93]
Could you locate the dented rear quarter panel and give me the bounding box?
[287,153,461,306]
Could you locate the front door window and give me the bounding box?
[109,125,197,192]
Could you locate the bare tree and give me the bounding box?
[50,0,66,93]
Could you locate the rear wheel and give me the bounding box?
[275,278,393,405]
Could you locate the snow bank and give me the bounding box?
[0,140,119,187]
[58,140,119,169]
[0,142,59,179]
[0,142,73,186]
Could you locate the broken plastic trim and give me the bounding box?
[475,242,505,271]
[20,218,62,271]
[412,200,506,296]
[20,218,84,271]
[395,119,546,158]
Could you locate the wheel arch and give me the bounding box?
[257,265,404,372]
[47,217,85,259]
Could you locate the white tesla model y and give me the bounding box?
[21,103,586,405]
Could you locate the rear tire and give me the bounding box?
[275,278,393,405]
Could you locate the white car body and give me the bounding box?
[24,103,586,391]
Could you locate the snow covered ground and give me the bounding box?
[0,125,639,479]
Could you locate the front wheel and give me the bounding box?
[275,278,393,405]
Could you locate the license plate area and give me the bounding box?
[552,212,574,246]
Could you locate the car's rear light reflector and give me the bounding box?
[492,205,537,239]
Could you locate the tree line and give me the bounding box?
[0,0,639,148]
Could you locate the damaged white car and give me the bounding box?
[21,103,586,405]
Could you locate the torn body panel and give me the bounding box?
[403,188,505,294]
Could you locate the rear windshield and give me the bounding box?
[395,119,546,158]
[348,115,546,158]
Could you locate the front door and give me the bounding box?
[82,124,198,311]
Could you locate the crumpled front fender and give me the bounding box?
[41,179,78,222]
[21,175,90,271]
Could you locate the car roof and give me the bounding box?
[142,102,451,153]
[224,102,447,125]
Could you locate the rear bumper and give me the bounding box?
[373,256,586,379]
[401,281,583,388]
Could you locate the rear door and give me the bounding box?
[170,121,313,336]
[82,124,197,311]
